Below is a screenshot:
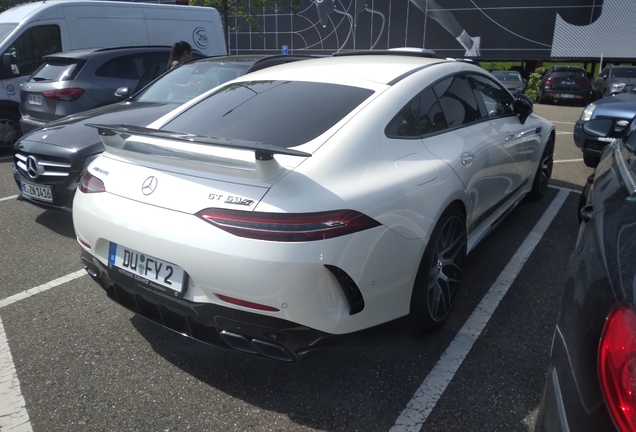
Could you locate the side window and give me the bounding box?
[433,75,482,128]
[3,25,61,76]
[600,68,609,78]
[96,54,143,80]
[386,88,447,138]
[470,74,514,118]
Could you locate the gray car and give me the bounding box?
[590,65,636,100]
[18,46,189,134]
[491,70,526,97]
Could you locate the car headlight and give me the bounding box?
[580,103,596,121]
[611,82,626,91]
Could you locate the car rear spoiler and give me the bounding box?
[85,124,312,162]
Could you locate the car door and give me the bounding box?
[469,73,539,194]
[420,74,505,228]
[593,67,609,97]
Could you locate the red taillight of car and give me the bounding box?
[41,88,85,101]
[78,170,105,194]
[196,208,381,242]
[578,79,591,86]
[216,294,280,312]
[599,303,636,432]
[544,77,558,85]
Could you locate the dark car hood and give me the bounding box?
[15,101,179,159]
[592,92,636,118]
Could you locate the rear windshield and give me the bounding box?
[28,58,84,82]
[550,69,586,79]
[164,80,374,147]
[492,71,522,81]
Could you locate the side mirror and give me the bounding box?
[582,118,614,137]
[115,87,129,99]
[2,53,15,73]
[513,94,533,124]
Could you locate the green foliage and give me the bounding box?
[525,67,545,100]
[0,0,28,14]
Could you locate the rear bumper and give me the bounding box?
[81,249,331,362]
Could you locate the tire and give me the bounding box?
[0,110,22,149]
[583,153,600,168]
[408,204,467,331]
[529,137,554,200]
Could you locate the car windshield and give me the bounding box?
[164,80,374,147]
[134,60,253,104]
[0,23,16,42]
[550,70,586,79]
[611,68,636,78]
[492,71,522,81]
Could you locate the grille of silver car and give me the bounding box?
[14,152,72,180]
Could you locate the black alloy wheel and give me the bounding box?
[529,137,554,200]
[409,205,467,331]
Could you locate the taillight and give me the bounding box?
[78,170,105,194]
[196,208,381,242]
[545,77,557,85]
[599,303,636,432]
[578,79,590,86]
[41,88,84,101]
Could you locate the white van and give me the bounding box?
[0,0,226,147]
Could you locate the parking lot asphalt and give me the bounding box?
[0,103,594,432]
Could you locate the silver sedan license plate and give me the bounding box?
[108,243,186,296]
[21,180,53,202]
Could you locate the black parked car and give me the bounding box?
[536,66,591,105]
[13,54,313,214]
[535,116,636,431]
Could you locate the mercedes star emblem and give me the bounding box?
[141,176,158,196]
[26,155,39,179]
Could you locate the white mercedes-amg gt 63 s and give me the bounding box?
[73,51,555,362]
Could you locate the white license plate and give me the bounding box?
[21,180,53,202]
[560,94,576,98]
[28,94,44,105]
[108,243,186,295]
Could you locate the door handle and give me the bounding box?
[580,204,594,223]
[461,153,475,165]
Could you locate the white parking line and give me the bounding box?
[0,315,32,432]
[0,270,86,431]
[0,194,18,202]
[391,189,569,432]
[555,131,573,134]
[0,270,86,310]
[0,316,33,432]
[551,121,576,125]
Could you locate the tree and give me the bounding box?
[188,0,301,52]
